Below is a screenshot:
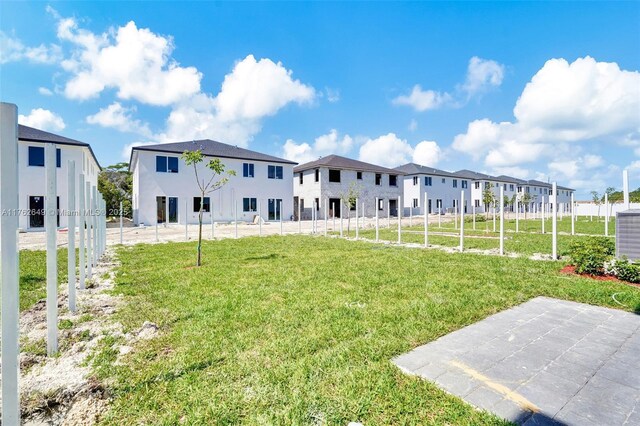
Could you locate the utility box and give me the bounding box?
[616,209,640,261]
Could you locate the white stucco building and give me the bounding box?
[293,155,404,219]
[130,140,296,225]
[18,125,101,231]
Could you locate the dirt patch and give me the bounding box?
[559,264,640,288]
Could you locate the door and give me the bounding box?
[389,199,398,217]
[268,199,282,221]
[29,196,45,228]
[168,197,178,223]
[157,196,166,224]
[329,198,341,218]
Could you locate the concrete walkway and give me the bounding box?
[393,297,640,425]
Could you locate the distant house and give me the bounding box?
[395,163,470,214]
[293,155,404,219]
[18,125,101,231]
[129,139,296,225]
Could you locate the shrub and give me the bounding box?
[464,214,487,223]
[609,258,640,283]
[568,237,615,275]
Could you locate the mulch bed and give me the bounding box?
[560,264,640,288]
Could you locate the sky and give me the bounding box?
[1,1,639,199]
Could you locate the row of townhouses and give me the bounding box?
[17,125,573,230]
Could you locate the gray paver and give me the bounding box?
[391,296,640,425]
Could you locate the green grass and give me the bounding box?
[19,249,69,311]
[96,236,640,425]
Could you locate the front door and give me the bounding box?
[389,199,398,217]
[168,197,178,223]
[157,196,166,223]
[268,198,282,221]
[29,196,45,228]
[329,198,341,218]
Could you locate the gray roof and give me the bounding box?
[527,179,573,191]
[394,163,457,177]
[294,154,403,175]
[454,169,496,180]
[130,139,296,166]
[18,124,101,169]
[496,175,528,185]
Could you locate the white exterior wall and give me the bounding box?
[132,150,294,225]
[401,175,471,215]
[18,141,100,231]
[293,167,403,219]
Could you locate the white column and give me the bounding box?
[623,169,630,210]
[604,192,609,236]
[571,194,576,236]
[332,201,336,230]
[424,192,428,248]
[155,218,159,242]
[355,198,359,240]
[340,200,344,237]
[499,187,505,256]
[397,196,402,243]
[375,197,379,242]
[515,199,519,233]
[78,174,85,290]
[92,186,97,263]
[279,200,283,235]
[459,191,465,252]
[67,161,76,313]
[86,182,92,277]
[541,196,545,234]
[472,204,476,231]
[454,204,458,230]
[1,102,20,424]
[552,182,558,259]
[387,200,391,228]
[492,202,496,232]
[298,200,301,234]
[409,204,413,228]
[119,201,123,244]
[324,199,328,237]
[46,143,58,356]
[258,199,262,237]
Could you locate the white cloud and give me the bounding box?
[38,87,54,96]
[392,85,451,112]
[18,108,66,132]
[412,141,441,167]
[408,119,418,132]
[583,154,604,169]
[120,141,158,160]
[460,56,505,98]
[453,57,640,169]
[86,102,152,137]
[358,133,415,168]
[491,166,530,180]
[282,129,353,163]
[325,87,340,103]
[549,160,580,179]
[0,31,62,64]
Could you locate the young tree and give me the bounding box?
[182,150,235,266]
[340,182,361,233]
[521,192,532,219]
[591,190,601,219]
[510,194,518,214]
[482,185,495,218]
[98,162,132,218]
[602,187,616,217]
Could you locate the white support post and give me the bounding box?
[499,187,505,255]
[46,143,58,356]
[409,205,413,228]
[1,103,20,425]
[119,201,123,244]
[459,191,465,252]
[86,182,92,277]
[604,192,609,236]
[258,199,262,237]
[332,202,336,230]
[279,200,283,235]
[397,196,402,244]
[541,197,545,234]
[438,204,441,228]
[623,169,630,210]
[424,192,428,247]
[155,219,159,242]
[492,202,496,232]
[324,199,328,237]
[552,182,558,259]
[472,204,476,231]
[339,200,344,237]
[516,200,520,233]
[355,198,359,240]
[375,197,379,242]
[298,200,301,234]
[387,200,391,229]
[572,194,576,236]
[92,186,97,264]
[67,161,76,313]
[78,174,85,290]
[454,204,458,231]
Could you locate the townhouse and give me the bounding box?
[18,125,101,231]
[129,139,296,225]
[293,155,403,219]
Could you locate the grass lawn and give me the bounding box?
[95,236,640,425]
[19,249,69,311]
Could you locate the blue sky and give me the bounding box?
[1,1,639,198]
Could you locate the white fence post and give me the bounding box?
[459,191,465,252]
[340,200,344,237]
[298,199,301,234]
[258,199,262,237]
[78,174,85,290]
[499,187,504,255]
[46,143,58,356]
[424,192,428,247]
[492,202,496,232]
[355,198,359,240]
[397,196,402,244]
[375,197,379,242]
[516,199,520,233]
[324,199,328,237]
[387,200,391,229]
[92,186,98,263]
[332,201,336,230]
[571,194,576,236]
[119,200,123,244]
[552,182,558,259]
[472,204,476,231]
[541,197,545,234]
[604,192,609,236]
[279,200,283,235]
[409,204,413,228]
[1,102,20,424]
[623,169,630,210]
[86,182,92,278]
[155,218,159,242]
[67,161,76,313]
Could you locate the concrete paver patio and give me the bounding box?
[393,297,640,425]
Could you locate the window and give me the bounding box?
[268,165,283,179]
[544,188,548,195]
[526,186,530,193]
[375,174,382,185]
[314,169,319,182]
[389,175,397,187]
[357,171,363,180]
[329,169,341,182]
[510,184,514,191]
[503,184,507,190]
[425,176,432,186]
[462,180,468,189]
[243,163,255,178]
[413,198,419,208]
[413,176,418,186]
[453,179,458,188]
[442,178,446,184]
[28,146,61,167]
[475,200,480,207]
[378,198,384,210]
[299,172,303,184]
[549,189,553,195]
[315,198,320,211]
[484,182,490,188]
[156,156,178,173]
[475,182,480,189]
[243,197,257,212]
[517,186,522,192]
[193,197,210,212]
